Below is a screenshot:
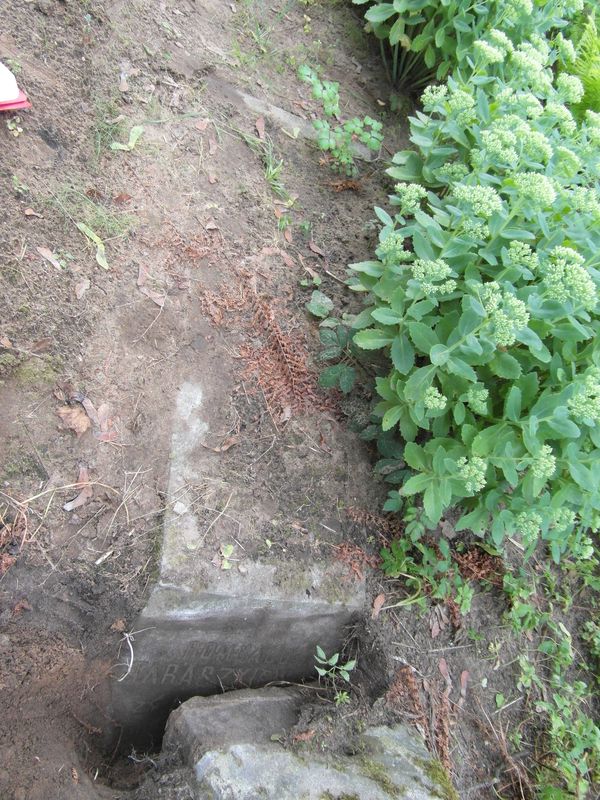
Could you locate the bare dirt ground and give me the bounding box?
[0,2,566,799]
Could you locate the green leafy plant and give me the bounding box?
[344,52,600,559]
[582,619,600,663]
[314,646,356,705]
[565,11,600,118]
[380,524,474,612]
[298,65,383,175]
[76,222,109,270]
[353,0,582,92]
[240,129,290,200]
[11,175,29,195]
[306,289,334,319]
[6,116,23,137]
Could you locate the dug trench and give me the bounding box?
[104,375,367,756]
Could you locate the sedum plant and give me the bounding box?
[319,3,600,795]
[353,0,584,91]
[346,40,600,559]
[322,1,600,574]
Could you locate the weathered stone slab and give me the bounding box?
[204,73,376,161]
[111,382,364,746]
[238,91,376,161]
[154,694,448,800]
[163,688,303,763]
[189,737,441,800]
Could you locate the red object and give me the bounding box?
[0,90,31,111]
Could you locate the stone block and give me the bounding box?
[163,688,303,763]
[182,725,446,800]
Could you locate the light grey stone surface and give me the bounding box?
[191,737,438,800]
[170,708,443,800]
[111,383,364,745]
[238,91,377,161]
[163,688,303,764]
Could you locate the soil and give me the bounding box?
[1,2,588,800]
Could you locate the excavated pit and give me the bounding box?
[107,381,365,751]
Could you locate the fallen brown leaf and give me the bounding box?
[93,402,118,442]
[110,618,127,633]
[71,767,79,784]
[255,116,265,140]
[95,430,119,443]
[96,403,112,431]
[140,285,166,307]
[137,264,166,307]
[283,227,292,244]
[57,405,91,438]
[201,435,239,453]
[308,240,325,257]
[0,335,12,348]
[63,465,94,512]
[12,598,31,616]
[30,338,53,353]
[37,246,61,270]
[438,657,452,693]
[24,207,43,218]
[85,187,103,200]
[280,250,296,269]
[113,192,132,204]
[0,553,16,576]
[292,730,315,743]
[208,135,218,155]
[371,592,386,619]
[195,118,210,132]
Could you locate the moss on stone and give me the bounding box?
[319,573,355,605]
[15,357,59,385]
[319,793,360,800]
[274,563,311,594]
[0,353,20,377]
[417,758,459,800]
[359,757,404,798]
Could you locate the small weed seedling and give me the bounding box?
[315,646,356,706]
[12,175,29,195]
[239,129,290,201]
[298,64,383,176]
[6,116,23,137]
